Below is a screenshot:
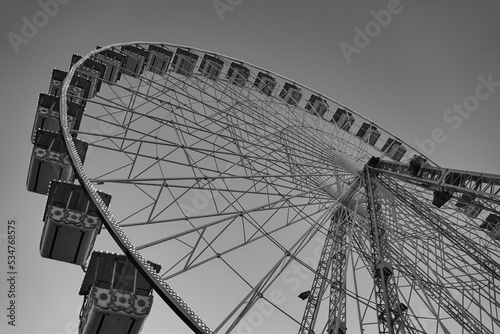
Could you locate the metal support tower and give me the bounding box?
[326,207,349,334]
[363,166,414,334]
[297,208,350,334]
[298,179,359,334]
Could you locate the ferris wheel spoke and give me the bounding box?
[124,89,352,173]
[157,205,326,280]
[82,128,326,184]
[133,183,331,250]
[80,99,130,125]
[88,173,341,195]
[92,76,177,123]
[176,112,334,171]
[173,194,331,262]
[165,111,333,171]
[104,169,331,228]
[139,71,291,141]
[145,194,335,280]
[131,183,332,232]
[160,82,346,167]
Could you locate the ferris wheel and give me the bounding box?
[26,42,500,334]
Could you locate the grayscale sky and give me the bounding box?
[1,1,499,334]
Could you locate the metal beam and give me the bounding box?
[375,160,500,203]
[363,167,419,334]
[298,178,361,334]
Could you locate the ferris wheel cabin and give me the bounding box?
[40,180,111,265]
[408,155,427,177]
[279,82,303,106]
[331,108,355,131]
[70,54,106,99]
[227,62,250,86]
[94,46,126,84]
[355,122,381,146]
[305,94,329,117]
[78,251,161,334]
[26,130,88,194]
[480,214,500,240]
[145,45,173,75]
[173,48,199,76]
[254,72,277,96]
[31,93,84,144]
[119,45,149,78]
[199,53,224,79]
[432,190,453,208]
[455,193,483,218]
[49,69,91,107]
[381,138,407,161]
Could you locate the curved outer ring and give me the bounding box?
[59,41,438,333]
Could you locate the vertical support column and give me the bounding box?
[298,207,350,334]
[327,207,349,334]
[297,176,361,334]
[363,167,411,334]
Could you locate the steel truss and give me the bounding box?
[298,206,351,334]
[376,160,500,206]
[363,167,419,334]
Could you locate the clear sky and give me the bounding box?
[1,1,500,334]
